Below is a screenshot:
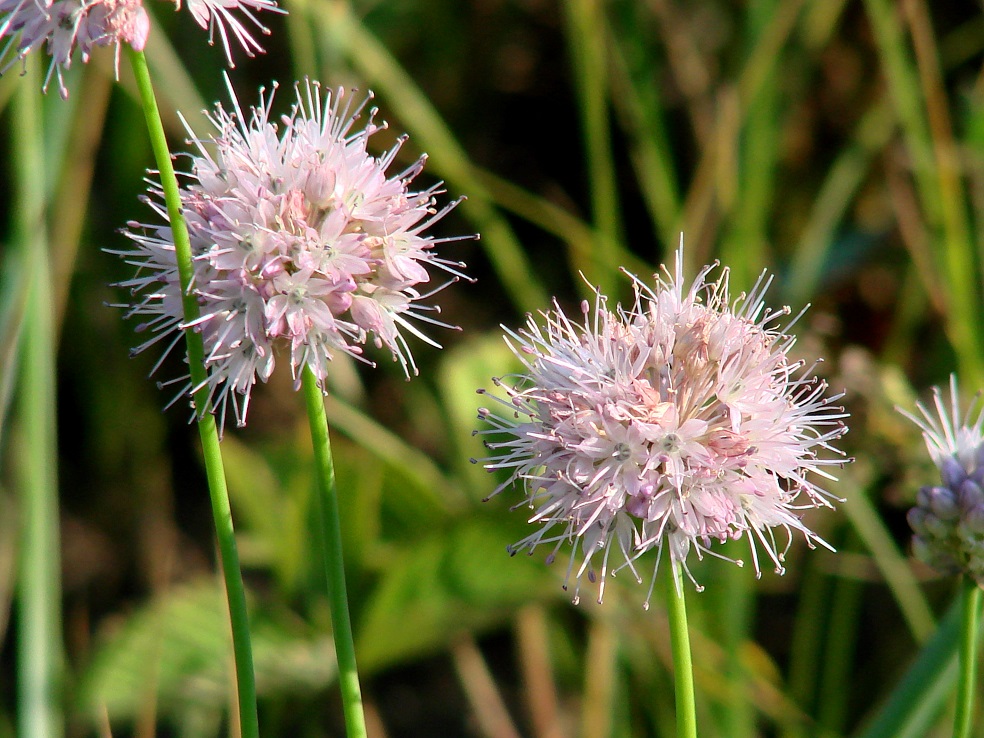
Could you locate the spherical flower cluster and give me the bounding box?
[0,0,279,97]
[117,79,469,428]
[475,251,849,605]
[900,376,984,583]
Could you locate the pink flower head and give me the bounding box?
[0,0,280,97]
[116,78,471,429]
[0,0,149,97]
[475,249,849,605]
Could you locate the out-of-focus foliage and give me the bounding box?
[2,0,984,736]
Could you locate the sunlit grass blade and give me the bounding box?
[322,393,467,513]
[514,606,565,738]
[784,555,831,738]
[582,616,618,738]
[50,66,111,336]
[451,635,522,738]
[853,593,981,738]
[816,560,863,734]
[842,462,935,643]
[782,102,894,304]
[606,7,681,250]
[563,0,622,296]
[713,548,755,738]
[863,0,983,387]
[0,255,29,459]
[471,168,650,276]
[719,0,781,291]
[13,58,64,738]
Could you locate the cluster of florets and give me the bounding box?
[901,377,984,583]
[475,251,849,605]
[0,0,279,97]
[117,79,468,428]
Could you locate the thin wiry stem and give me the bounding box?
[953,576,981,738]
[125,47,259,738]
[302,366,368,738]
[666,560,698,738]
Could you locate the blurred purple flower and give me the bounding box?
[116,78,470,428]
[900,376,984,583]
[476,250,849,605]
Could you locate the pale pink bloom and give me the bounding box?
[0,0,279,97]
[0,0,148,97]
[476,249,848,605]
[115,78,470,429]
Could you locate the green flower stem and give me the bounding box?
[301,366,368,738]
[666,560,698,738]
[953,576,981,738]
[125,47,259,738]
[13,60,64,738]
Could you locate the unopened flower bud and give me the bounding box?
[971,465,984,486]
[960,479,984,511]
[941,456,967,490]
[975,443,984,473]
[911,536,940,568]
[922,512,951,540]
[960,505,984,537]
[928,485,961,521]
[900,376,984,581]
[907,507,930,536]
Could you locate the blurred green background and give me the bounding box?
[2,0,984,736]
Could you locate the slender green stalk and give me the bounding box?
[13,59,64,738]
[125,47,259,738]
[666,560,698,738]
[953,576,981,738]
[302,366,368,738]
[855,595,964,738]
